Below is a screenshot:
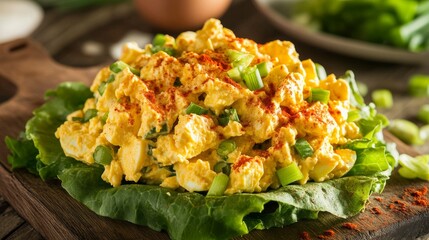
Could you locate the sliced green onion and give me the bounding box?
[408,74,429,97]
[144,123,169,139]
[242,67,263,91]
[420,125,429,142]
[276,162,303,187]
[342,70,365,108]
[356,81,368,97]
[106,73,115,83]
[152,33,166,46]
[310,88,330,104]
[226,49,254,69]
[213,161,231,175]
[110,61,128,73]
[98,74,116,96]
[207,173,229,196]
[185,102,208,115]
[217,139,237,158]
[256,62,273,78]
[227,67,242,81]
[314,63,327,80]
[371,89,393,108]
[388,119,423,145]
[93,145,114,165]
[82,109,98,123]
[219,108,240,126]
[101,112,109,124]
[417,104,429,124]
[294,138,314,158]
[347,109,361,122]
[98,82,107,96]
[398,154,429,181]
[110,61,140,76]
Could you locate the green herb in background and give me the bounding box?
[294,0,429,52]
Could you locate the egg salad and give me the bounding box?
[55,19,363,195]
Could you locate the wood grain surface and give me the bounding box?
[0,38,428,240]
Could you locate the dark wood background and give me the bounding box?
[0,0,428,239]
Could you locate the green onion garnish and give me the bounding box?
[213,161,231,175]
[82,109,98,123]
[420,125,429,142]
[408,74,429,97]
[93,145,114,165]
[276,162,303,187]
[217,139,237,158]
[152,33,166,46]
[388,119,423,145]
[101,112,109,124]
[98,82,107,96]
[144,124,169,139]
[310,88,330,104]
[219,108,240,126]
[417,104,429,124]
[110,61,140,76]
[242,67,263,91]
[256,62,273,78]
[185,102,209,115]
[371,89,393,108]
[294,138,314,158]
[347,109,361,122]
[226,49,254,69]
[207,173,229,196]
[314,63,327,80]
[227,67,242,81]
[398,154,429,181]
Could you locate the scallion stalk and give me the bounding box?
[144,124,169,139]
[256,62,273,78]
[310,88,330,104]
[93,145,114,165]
[388,119,423,145]
[371,89,393,108]
[242,67,263,91]
[185,102,209,115]
[217,139,237,158]
[207,173,229,196]
[294,138,314,158]
[219,108,240,126]
[227,67,242,81]
[347,109,361,122]
[417,104,429,124]
[110,61,140,76]
[408,74,429,97]
[315,63,327,80]
[82,109,98,123]
[152,34,166,46]
[276,162,303,187]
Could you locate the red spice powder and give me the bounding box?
[342,222,359,231]
[370,207,383,215]
[317,229,335,239]
[404,186,429,207]
[299,231,311,240]
[374,197,383,202]
[232,155,253,172]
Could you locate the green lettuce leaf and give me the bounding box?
[5,81,394,240]
[58,163,378,240]
[6,82,92,180]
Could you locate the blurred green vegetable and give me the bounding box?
[398,154,429,181]
[294,0,429,52]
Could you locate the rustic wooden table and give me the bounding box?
[0,1,428,239]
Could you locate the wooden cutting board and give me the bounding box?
[0,38,428,240]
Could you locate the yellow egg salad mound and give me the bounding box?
[55,19,362,195]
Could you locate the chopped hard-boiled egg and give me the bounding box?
[56,18,362,194]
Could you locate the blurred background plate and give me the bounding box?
[253,0,429,64]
